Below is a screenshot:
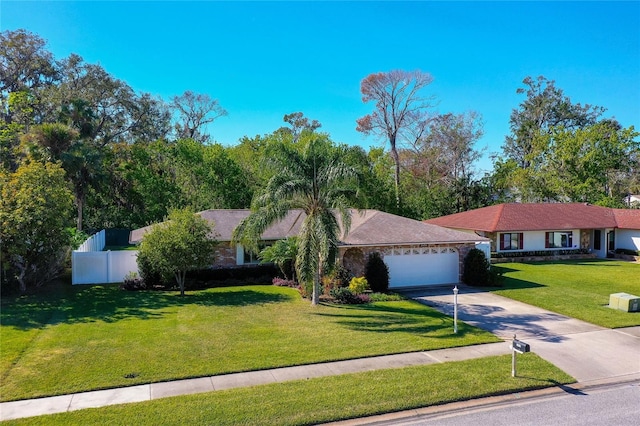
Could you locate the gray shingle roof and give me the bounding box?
[130,209,488,245]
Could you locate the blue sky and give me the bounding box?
[2,1,639,174]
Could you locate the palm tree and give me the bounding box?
[232,137,358,305]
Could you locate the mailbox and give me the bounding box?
[512,339,530,354]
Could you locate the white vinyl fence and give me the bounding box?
[475,241,491,260]
[72,230,139,285]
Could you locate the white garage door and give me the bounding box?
[385,247,459,288]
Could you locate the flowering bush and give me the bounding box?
[349,276,368,294]
[330,287,370,304]
[272,277,298,287]
[120,272,147,291]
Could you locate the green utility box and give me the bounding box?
[609,292,640,312]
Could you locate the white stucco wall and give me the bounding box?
[591,229,609,258]
[616,229,640,252]
[496,230,579,252]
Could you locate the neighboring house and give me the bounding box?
[130,209,490,289]
[424,203,640,258]
[625,194,640,208]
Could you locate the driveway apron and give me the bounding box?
[403,286,640,383]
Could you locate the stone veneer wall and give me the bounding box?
[492,253,597,263]
[580,229,590,249]
[483,232,498,252]
[213,242,238,267]
[339,243,477,282]
[213,241,480,281]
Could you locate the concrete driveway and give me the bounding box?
[402,286,640,383]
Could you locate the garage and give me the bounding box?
[384,246,459,288]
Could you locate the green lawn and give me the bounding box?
[0,283,499,402]
[3,354,573,426]
[492,260,640,328]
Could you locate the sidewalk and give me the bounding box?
[1,342,510,421]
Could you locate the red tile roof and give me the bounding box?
[425,203,640,232]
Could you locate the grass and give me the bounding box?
[3,354,574,426]
[492,259,640,328]
[0,281,500,402]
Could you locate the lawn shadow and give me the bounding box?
[312,302,476,337]
[0,285,291,330]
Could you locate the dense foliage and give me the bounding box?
[364,252,390,293]
[462,248,492,287]
[137,209,217,295]
[0,161,73,292]
[1,29,637,291]
[232,137,359,305]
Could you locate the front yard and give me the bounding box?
[1,282,499,402]
[492,259,640,328]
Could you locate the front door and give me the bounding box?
[607,231,615,251]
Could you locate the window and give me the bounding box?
[545,232,573,249]
[594,230,601,251]
[500,233,523,250]
[238,241,273,265]
[242,247,260,264]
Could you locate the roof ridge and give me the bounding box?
[489,204,505,232]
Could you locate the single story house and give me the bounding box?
[130,209,490,289]
[424,203,640,258]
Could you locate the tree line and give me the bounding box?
[1,29,638,292]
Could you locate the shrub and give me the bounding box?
[120,272,147,291]
[462,248,491,287]
[298,281,313,299]
[365,252,390,293]
[137,249,166,287]
[322,266,353,295]
[272,277,298,287]
[369,292,406,302]
[349,276,368,294]
[614,248,640,256]
[329,287,370,304]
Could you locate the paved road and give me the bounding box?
[376,381,640,426]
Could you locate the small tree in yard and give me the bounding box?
[0,161,74,293]
[364,252,390,293]
[137,209,216,296]
[462,248,491,286]
[259,237,297,280]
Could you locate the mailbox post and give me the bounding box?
[510,334,530,377]
[453,286,459,334]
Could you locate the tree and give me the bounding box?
[0,160,73,292]
[406,111,484,214]
[364,252,389,293]
[172,139,252,211]
[232,137,358,305]
[280,112,321,142]
[503,76,604,169]
[171,91,227,143]
[259,237,298,280]
[523,122,640,204]
[0,29,58,107]
[356,70,435,208]
[462,248,491,287]
[137,209,217,296]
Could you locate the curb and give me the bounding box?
[324,373,640,426]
